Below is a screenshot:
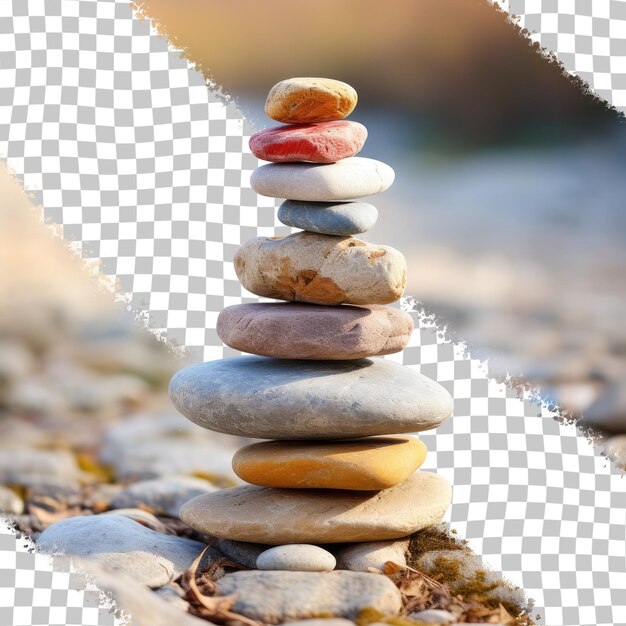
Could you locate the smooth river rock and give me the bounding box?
[169,356,453,440]
[250,121,367,163]
[180,472,452,544]
[278,199,378,236]
[216,538,269,569]
[38,514,216,588]
[110,476,217,518]
[250,158,394,201]
[265,77,358,124]
[217,303,413,360]
[232,436,427,490]
[214,570,402,623]
[256,544,336,572]
[409,610,456,624]
[336,539,409,572]
[234,232,406,305]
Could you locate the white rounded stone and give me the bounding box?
[409,609,456,624]
[250,157,395,201]
[257,544,336,572]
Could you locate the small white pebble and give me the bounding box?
[409,609,455,624]
[256,544,336,572]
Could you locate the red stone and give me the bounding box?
[249,121,367,164]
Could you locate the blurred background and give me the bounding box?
[0,0,624,531]
[133,0,626,441]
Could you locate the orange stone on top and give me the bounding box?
[265,77,358,124]
[232,436,427,491]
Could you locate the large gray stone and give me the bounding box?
[217,303,413,360]
[78,561,208,626]
[250,157,394,201]
[180,472,451,544]
[38,514,216,588]
[169,356,453,440]
[278,200,378,236]
[214,570,402,623]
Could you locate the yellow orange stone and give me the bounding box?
[232,436,427,491]
[265,77,358,124]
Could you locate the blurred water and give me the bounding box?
[239,96,626,398]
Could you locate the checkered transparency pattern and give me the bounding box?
[0,0,281,362]
[491,0,626,111]
[0,524,120,626]
[396,319,626,626]
[0,1,625,626]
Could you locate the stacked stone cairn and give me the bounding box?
[171,78,454,598]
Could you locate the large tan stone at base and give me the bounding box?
[234,232,406,306]
[179,472,451,544]
[232,436,427,490]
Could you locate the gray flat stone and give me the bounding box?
[38,514,217,588]
[214,570,402,623]
[278,200,378,235]
[110,476,217,518]
[216,538,271,569]
[78,561,208,626]
[170,356,453,440]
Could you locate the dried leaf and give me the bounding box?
[184,546,262,626]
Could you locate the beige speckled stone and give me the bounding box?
[179,472,452,544]
[265,77,357,124]
[234,232,406,306]
[217,303,413,360]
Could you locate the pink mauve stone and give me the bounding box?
[249,121,367,164]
